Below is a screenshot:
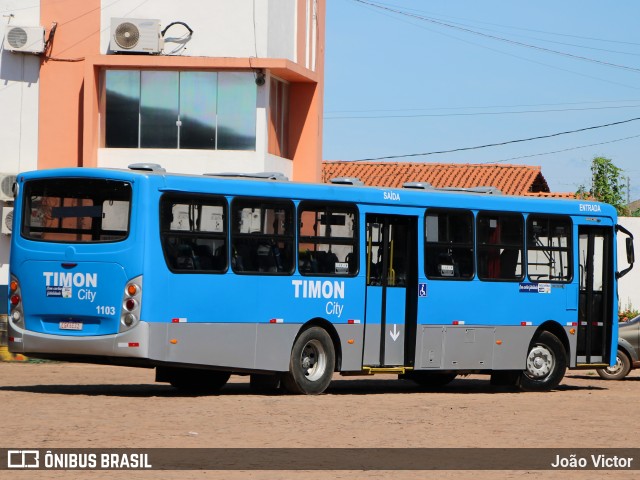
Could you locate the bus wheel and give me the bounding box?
[163,368,230,393]
[406,371,457,387]
[519,331,566,391]
[596,350,631,380]
[282,327,335,395]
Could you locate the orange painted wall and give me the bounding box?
[291,0,325,183]
[39,0,100,169]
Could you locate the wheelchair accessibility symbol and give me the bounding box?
[418,283,427,297]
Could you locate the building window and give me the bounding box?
[160,194,228,273]
[527,215,572,283]
[477,212,524,281]
[231,198,295,275]
[105,70,256,150]
[298,202,358,276]
[425,209,474,280]
[268,77,289,158]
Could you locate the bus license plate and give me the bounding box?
[59,321,83,331]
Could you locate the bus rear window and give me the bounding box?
[22,179,132,243]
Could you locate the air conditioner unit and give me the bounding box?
[1,207,13,235]
[3,25,45,54]
[110,18,162,54]
[0,174,17,202]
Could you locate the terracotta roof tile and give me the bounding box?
[524,192,577,198]
[322,161,552,196]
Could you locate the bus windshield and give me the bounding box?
[21,178,132,243]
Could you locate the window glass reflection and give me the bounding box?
[180,72,217,149]
[105,70,140,148]
[217,72,256,151]
[105,70,257,151]
[140,71,179,148]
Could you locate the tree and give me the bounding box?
[576,156,628,215]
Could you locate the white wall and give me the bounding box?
[100,0,297,60]
[98,148,293,179]
[267,0,296,60]
[0,2,41,289]
[0,2,41,175]
[617,217,640,313]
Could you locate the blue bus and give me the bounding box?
[7,165,635,394]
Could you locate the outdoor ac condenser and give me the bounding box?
[1,207,13,235]
[0,174,17,202]
[3,26,45,54]
[110,18,163,54]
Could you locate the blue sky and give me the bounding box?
[323,0,640,200]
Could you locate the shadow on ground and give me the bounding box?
[0,375,608,398]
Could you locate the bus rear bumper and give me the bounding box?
[7,320,150,359]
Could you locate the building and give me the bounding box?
[322,161,575,197]
[0,0,325,320]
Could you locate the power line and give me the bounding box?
[325,104,640,120]
[326,99,640,115]
[349,0,640,91]
[368,3,640,56]
[368,1,640,47]
[352,0,640,74]
[346,116,640,162]
[488,134,640,164]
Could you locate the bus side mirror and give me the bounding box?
[616,224,634,279]
[626,237,635,265]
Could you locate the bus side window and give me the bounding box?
[175,244,196,270]
[477,212,524,282]
[298,202,358,277]
[527,215,571,282]
[231,198,295,275]
[160,194,228,273]
[425,209,474,280]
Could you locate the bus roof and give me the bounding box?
[17,167,617,220]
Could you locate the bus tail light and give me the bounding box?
[9,275,23,324]
[120,276,142,332]
[124,298,137,311]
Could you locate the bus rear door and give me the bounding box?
[362,214,418,368]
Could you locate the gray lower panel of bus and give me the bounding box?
[146,322,365,372]
[10,321,152,358]
[9,318,364,373]
[416,325,578,370]
[11,319,578,372]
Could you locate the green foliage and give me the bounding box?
[619,303,640,322]
[576,157,628,215]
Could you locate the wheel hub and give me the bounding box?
[526,345,554,379]
[300,339,326,381]
[606,357,623,374]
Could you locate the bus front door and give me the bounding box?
[577,226,613,365]
[363,215,418,368]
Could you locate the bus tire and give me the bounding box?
[596,350,631,380]
[519,331,566,391]
[282,326,335,395]
[166,368,230,393]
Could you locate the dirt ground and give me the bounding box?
[1,362,640,480]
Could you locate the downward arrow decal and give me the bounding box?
[390,324,400,341]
